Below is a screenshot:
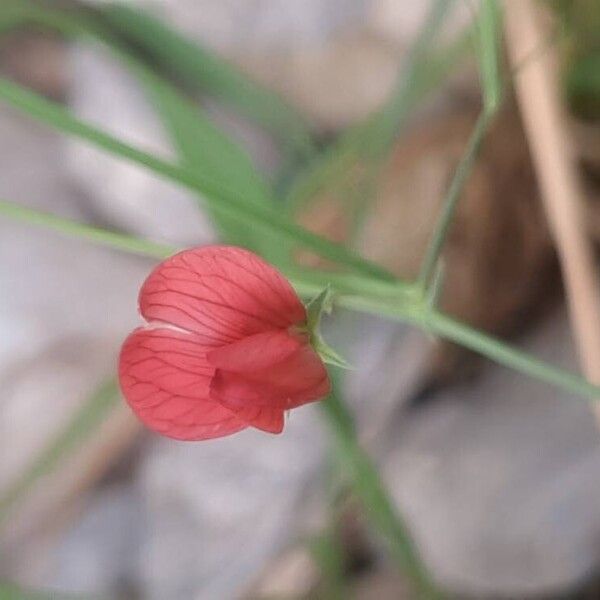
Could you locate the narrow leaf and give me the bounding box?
[0,198,175,259]
[141,68,292,264]
[98,2,316,159]
[0,76,395,282]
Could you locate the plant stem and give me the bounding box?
[417,0,501,291]
[0,199,175,259]
[337,293,600,401]
[479,0,502,113]
[417,110,492,289]
[0,198,413,298]
[423,310,600,398]
[2,197,599,402]
[322,386,441,599]
[0,77,395,283]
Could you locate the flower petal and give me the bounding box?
[209,344,331,411]
[229,406,285,434]
[206,329,305,372]
[138,246,306,343]
[118,327,247,440]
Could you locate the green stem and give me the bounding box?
[0,198,412,299]
[417,110,492,289]
[0,77,394,284]
[479,0,502,113]
[424,311,600,399]
[1,198,598,402]
[322,387,441,599]
[417,0,502,291]
[0,199,174,259]
[337,294,600,401]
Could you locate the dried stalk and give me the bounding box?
[504,2,600,409]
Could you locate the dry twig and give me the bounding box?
[504,2,600,410]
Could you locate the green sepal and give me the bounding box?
[305,285,352,370]
[313,336,353,370]
[306,284,334,330]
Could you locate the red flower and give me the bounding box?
[118,246,331,441]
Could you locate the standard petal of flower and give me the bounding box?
[206,329,305,372]
[119,327,247,441]
[210,344,331,411]
[138,246,306,342]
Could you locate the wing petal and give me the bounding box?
[119,327,247,440]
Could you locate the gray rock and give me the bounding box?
[67,42,216,246]
[135,409,328,600]
[131,315,423,600]
[0,107,143,494]
[48,485,142,596]
[384,307,600,597]
[0,106,146,585]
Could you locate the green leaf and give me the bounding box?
[0,3,294,264]
[148,82,270,209]
[140,66,292,265]
[0,76,396,283]
[0,198,176,259]
[98,2,316,159]
[314,338,353,371]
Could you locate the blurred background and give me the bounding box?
[2,0,600,598]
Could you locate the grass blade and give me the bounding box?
[0,199,175,258]
[141,68,292,265]
[2,199,600,404]
[97,2,316,159]
[417,111,491,288]
[0,3,291,263]
[478,0,502,113]
[0,76,395,282]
